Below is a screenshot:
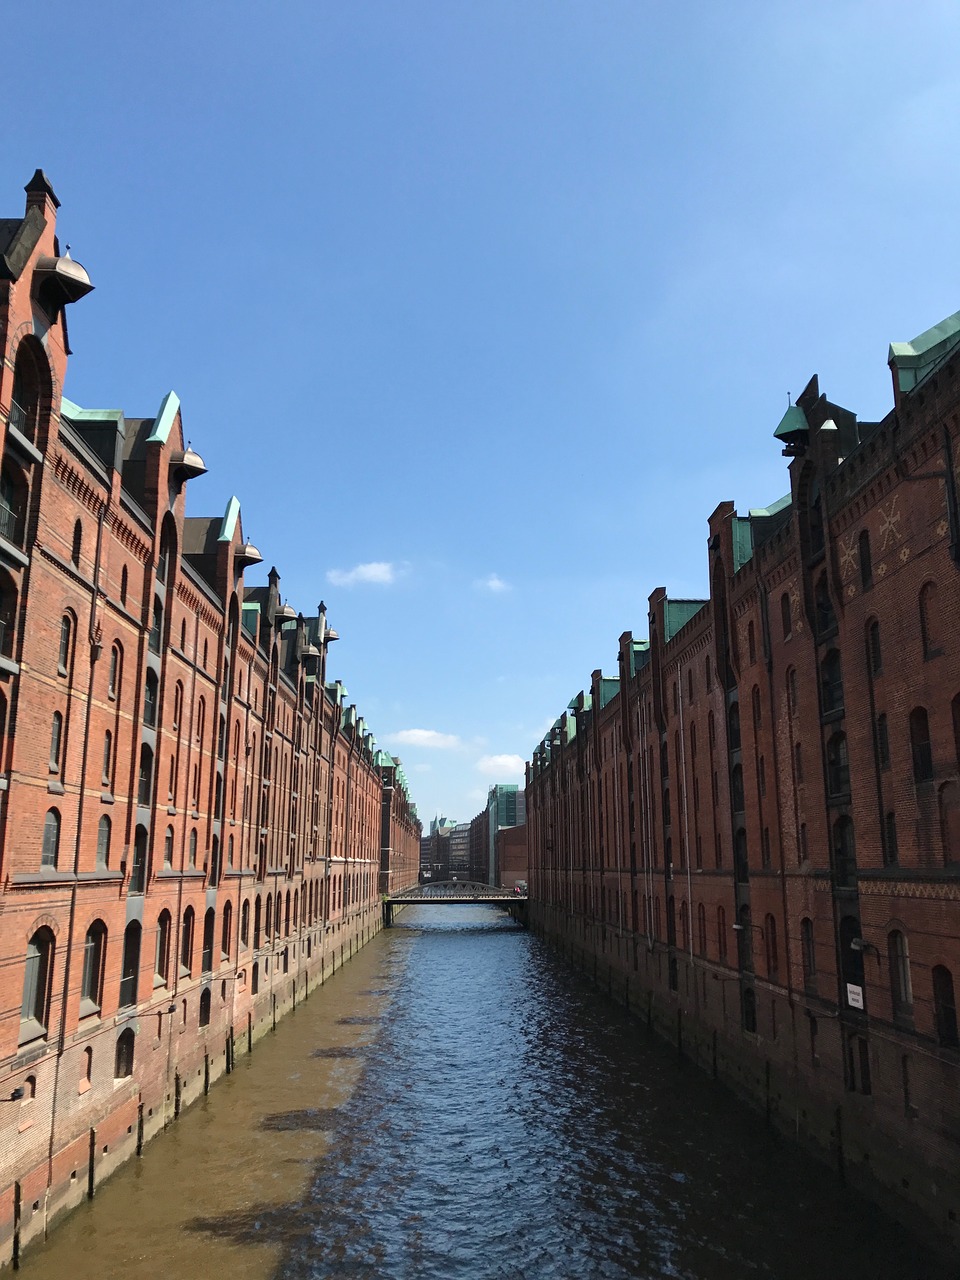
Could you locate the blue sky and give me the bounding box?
[7,1,960,824]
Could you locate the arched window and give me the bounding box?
[180,907,194,976]
[20,928,54,1041]
[49,710,63,773]
[120,565,128,605]
[747,620,756,665]
[130,826,147,894]
[826,733,849,797]
[265,895,273,939]
[163,826,174,868]
[96,815,111,869]
[202,908,215,973]
[888,930,912,1019]
[82,1046,93,1087]
[728,703,741,751]
[119,922,141,1008]
[102,729,113,787]
[198,988,211,1027]
[909,707,933,782]
[292,890,299,931]
[716,906,727,963]
[867,620,882,676]
[731,765,744,813]
[780,592,791,639]
[70,521,82,567]
[41,808,60,868]
[195,697,205,747]
[188,828,197,869]
[933,966,958,1048]
[155,910,171,985]
[148,600,163,654]
[241,899,250,947]
[108,643,121,698]
[705,655,712,691]
[697,902,707,955]
[285,891,291,936]
[820,650,844,714]
[137,743,154,806]
[858,529,872,590]
[144,669,158,727]
[0,464,26,548]
[80,920,107,1014]
[114,1028,135,1078]
[920,581,942,659]
[252,961,260,995]
[221,901,233,960]
[254,896,262,948]
[734,828,748,883]
[752,685,761,731]
[801,918,816,990]
[0,570,18,658]
[58,614,73,675]
[764,914,778,976]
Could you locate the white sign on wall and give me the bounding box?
[846,983,864,1010]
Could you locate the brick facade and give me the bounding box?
[527,317,960,1255]
[0,173,420,1263]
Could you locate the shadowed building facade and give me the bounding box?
[527,310,960,1255]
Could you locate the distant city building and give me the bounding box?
[420,815,458,880]
[486,784,525,885]
[449,822,471,878]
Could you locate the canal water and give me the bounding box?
[23,907,948,1279]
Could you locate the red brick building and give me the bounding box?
[0,172,420,1263]
[527,312,960,1252]
[494,824,527,890]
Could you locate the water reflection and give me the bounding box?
[24,906,949,1280]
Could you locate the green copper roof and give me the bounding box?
[774,403,809,442]
[889,310,960,392]
[664,599,707,642]
[60,395,124,425]
[218,495,241,543]
[598,677,619,708]
[748,493,791,520]
[146,391,181,444]
[630,639,650,677]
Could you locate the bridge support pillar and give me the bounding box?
[382,900,393,928]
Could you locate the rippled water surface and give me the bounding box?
[25,907,949,1279]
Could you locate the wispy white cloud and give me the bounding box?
[474,572,510,593]
[385,728,461,750]
[476,753,525,778]
[327,561,398,587]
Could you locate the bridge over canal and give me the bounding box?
[383,880,528,926]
